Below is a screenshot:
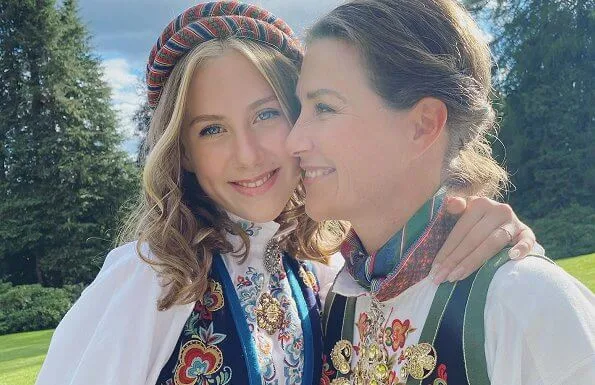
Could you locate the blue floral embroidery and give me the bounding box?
[235,266,304,385]
[236,220,263,237]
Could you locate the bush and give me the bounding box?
[528,204,595,259]
[0,282,83,335]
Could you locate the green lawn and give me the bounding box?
[557,252,595,292]
[0,253,593,385]
[0,329,53,385]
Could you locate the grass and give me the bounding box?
[0,329,53,385]
[557,252,595,292]
[0,253,593,385]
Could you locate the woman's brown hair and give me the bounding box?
[308,0,508,198]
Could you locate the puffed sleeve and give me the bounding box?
[35,241,194,385]
[484,257,595,385]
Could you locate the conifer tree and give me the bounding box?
[465,0,595,257]
[0,0,138,284]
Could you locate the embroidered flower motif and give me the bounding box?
[236,220,262,237]
[384,319,414,351]
[235,265,304,385]
[320,354,336,385]
[356,312,370,339]
[174,322,231,385]
[175,340,223,384]
[432,363,448,385]
[236,275,253,288]
[202,279,224,312]
[193,303,212,321]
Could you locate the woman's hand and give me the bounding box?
[430,196,536,284]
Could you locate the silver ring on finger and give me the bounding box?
[498,225,514,244]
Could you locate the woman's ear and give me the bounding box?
[410,97,448,156]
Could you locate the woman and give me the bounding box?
[287,0,595,384]
[36,2,538,385]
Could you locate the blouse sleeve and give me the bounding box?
[35,242,193,385]
[484,257,595,385]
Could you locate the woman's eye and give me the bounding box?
[315,103,336,114]
[199,125,224,136]
[254,109,281,123]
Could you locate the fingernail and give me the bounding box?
[447,267,464,282]
[429,263,441,280]
[509,248,521,260]
[432,269,450,285]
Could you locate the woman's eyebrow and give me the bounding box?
[305,88,347,103]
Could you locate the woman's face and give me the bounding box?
[286,38,417,222]
[182,49,301,223]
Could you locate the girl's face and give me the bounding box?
[182,49,301,223]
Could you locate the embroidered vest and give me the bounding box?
[156,254,323,385]
[322,251,553,385]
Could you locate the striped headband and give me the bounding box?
[146,1,303,109]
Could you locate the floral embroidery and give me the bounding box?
[320,354,336,385]
[193,303,212,321]
[235,266,304,385]
[356,312,370,340]
[433,363,448,385]
[203,279,224,312]
[175,322,232,385]
[347,311,416,385]
[384,318,415,351]
[236,219,263,237]
[193,279,224,321]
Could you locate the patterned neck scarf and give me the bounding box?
[341,188,448,296]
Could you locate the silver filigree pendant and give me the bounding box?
[263,238,281,274]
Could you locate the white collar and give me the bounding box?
[224,212,281,264]
[331,265,370,297]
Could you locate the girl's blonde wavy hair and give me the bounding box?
[120,38,346,311]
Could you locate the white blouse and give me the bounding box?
[35,217,343,385]
[331,256,595,385]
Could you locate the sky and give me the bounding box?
[77,0,344,154]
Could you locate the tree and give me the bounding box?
[0,0,139,285]
[465,0,595,257]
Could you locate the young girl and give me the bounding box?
[35,2,537,385]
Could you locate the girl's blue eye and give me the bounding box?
[315,103,335,114]
[255,109,280,122]
[199,125,223,136]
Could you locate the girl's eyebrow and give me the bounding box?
[187,95,278,128]
[187,114,224,128]
[247,95,278,111]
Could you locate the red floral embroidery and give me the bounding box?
[175,340,223,385]
[437,363,447,381]
[193,302,213,321]
[320,354,336,385]
[385,319,414,351]
[357,312,370,338]
[202,279,224,312]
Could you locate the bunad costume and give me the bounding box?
[322,189,595,385]
[36,3,342,385]
[36,214,341,385]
